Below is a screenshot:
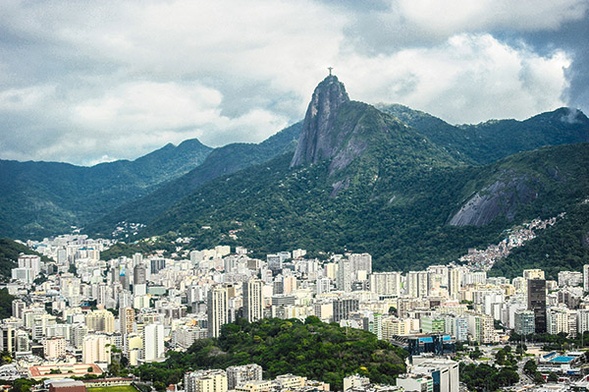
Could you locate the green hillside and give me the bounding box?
[143,143,589,274]
[379,104,589,164]
[87,122,302,238]
[490,202,589,279]
[0,139,212,239]
[133,317,407,391]
[465,144,589,279]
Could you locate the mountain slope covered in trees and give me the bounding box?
[141,142,588,276]
[0,139,213,239]
[87,122,302,238]
[109,76,589,276]
[378,104,589,164]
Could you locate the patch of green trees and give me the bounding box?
[133,317,407,391]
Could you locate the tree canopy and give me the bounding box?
[133,317,407,391]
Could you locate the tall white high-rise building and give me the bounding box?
[348,253,372,277]
[208,285,229,338]
[143,323,165,362]
[448,267,463,300]
[370,272,401,296]
[405,271,428,298]
[316,277,331,295]
[82,334,111,364]
[18,255,41,280]
[243,279,264,323]
[578,309,589,334]
[546,306,577,337]
[12,300,26,319]
[583,265,589,292]
[336,258,353,292]
[11,268,32,284]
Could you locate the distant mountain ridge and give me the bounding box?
[88,122,302,237]
[1,74,589,279]
[0,139,213,239]
[379,104,589,164]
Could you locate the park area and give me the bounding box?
[87,386,138,392]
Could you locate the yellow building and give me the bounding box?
[235,380,272,392]
[85,308,115,333]
[42,337,66,360]
[185,369,228,392]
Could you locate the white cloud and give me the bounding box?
[344,34,571,124]
[398,0,589,33]
[340,0,589,54]
[72,80,290,145]
[72,82,223,133]
[0,0,585,164]
[0,85,55,111]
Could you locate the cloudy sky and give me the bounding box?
[1,0,587,166]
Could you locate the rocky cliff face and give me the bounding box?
[448,174,539,226]
[290,74,462,197]
[290,75,350,167]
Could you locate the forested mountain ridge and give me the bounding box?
[87,122,302,238]
[137,75,589,276]
[0,121,301,241]
[378,104,589,164]
[142,141,589,276]
[0,139,212,239]
[1,74,588,278]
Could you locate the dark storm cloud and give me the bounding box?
[516,18,589,114]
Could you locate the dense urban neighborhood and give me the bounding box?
[2,229,589,392]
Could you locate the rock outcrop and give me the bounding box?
[290,75,350,167]
[449,175,539,226]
